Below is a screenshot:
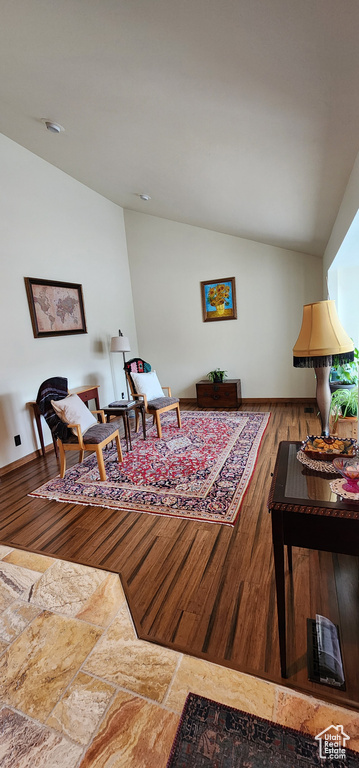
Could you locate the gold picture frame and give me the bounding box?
[200,277,237,322]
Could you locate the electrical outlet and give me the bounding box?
[121,392,125,399]
[14,434,21,446]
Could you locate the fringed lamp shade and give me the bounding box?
[293,301,354,368]
[293,301,354,436]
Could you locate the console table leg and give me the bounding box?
[272,511,287,678]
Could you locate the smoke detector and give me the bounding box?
[41,119,65,133]
[137,193,151,201]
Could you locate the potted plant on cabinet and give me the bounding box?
[207,368,227,383]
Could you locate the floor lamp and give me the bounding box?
[293,300,354,437]
[110,331,131,400]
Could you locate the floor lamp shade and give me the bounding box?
[293,301,354,367]
[110,336,131,353]
[293,301,354,437]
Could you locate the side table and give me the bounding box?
[103,400,146,452]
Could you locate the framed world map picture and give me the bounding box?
[25,277,87,338]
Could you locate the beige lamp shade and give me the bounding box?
[293,301,353,361]
[110,335,131,353]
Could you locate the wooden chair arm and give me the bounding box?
[91,409,106,423]
[133,392,149,409]
[162,387,171,396]
[66,423,84,449]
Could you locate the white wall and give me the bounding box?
[124,211,322,399]
[0,134,138,468]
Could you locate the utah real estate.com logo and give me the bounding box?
[315,725,350,761]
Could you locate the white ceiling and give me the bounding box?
[2,0,359,257]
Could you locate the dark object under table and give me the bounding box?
[196,378,242,408]
[268,440,359,680]
[103,400,146,451]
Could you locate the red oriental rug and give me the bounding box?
[30,411,270,526]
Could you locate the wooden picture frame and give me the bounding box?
[25,277,87,338]
[200,277,237,322]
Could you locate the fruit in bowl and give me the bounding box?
[332,457,359,493]
[301,435,357,461]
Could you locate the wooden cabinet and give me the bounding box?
[196,379,242,408]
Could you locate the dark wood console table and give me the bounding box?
[196,379,241,408]
[28,385,100,457]
[268,440,359,680]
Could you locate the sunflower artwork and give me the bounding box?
[200,277,237,322]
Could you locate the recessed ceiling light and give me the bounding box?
[137,193,151,201]
[41,119,65,133]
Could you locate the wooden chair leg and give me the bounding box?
[96,447,107,481]
[176,404,182,429]
[58,440,67,478]
[154,411,162,439]
[79,450,85,463]
[135,411,140,433]
[115,433,123,464]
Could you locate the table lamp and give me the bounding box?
[110,330,131,400]
[293,300,354,436]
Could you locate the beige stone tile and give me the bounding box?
[275,690,359,751]
[0,561,42,613]
[46,671,116,745]
[76,572,125,626]
[83,604,180,702]
[0,638,8,655]
[0,706,82,768]
[29,559,108,616]
[0,546,13,559]
[0,600,42,643]
[166,655,276,718]
[3,549,55,572]
[79,689,179,768]
[0,610,102,721]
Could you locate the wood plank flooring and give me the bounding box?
[1,402,359,711]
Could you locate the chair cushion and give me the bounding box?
[82,423,119,444]
[51,394,97,436]
[130,371,164,399]
[147,397,179,410]
[62,423,118,446]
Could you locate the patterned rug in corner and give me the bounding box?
[30,411,270,525]
[167,693,359,767]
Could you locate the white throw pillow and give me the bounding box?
[51,394,97,436]
[130,370,164,400]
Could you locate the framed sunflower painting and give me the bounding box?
[200,277,237,322]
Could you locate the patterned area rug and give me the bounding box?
[167,693,359,767]
[30,411,270,525]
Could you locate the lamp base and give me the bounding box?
[315,365,331,437]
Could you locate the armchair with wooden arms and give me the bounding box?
[124,358,181,439]
[36,377,123,481]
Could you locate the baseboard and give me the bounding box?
[0,443,55,477]
[180,397,317,404]
[241,397,317,403]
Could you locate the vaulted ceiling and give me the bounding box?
[2,0,359,256]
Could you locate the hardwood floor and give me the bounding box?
[1,401,359,711]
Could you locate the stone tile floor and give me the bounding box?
[0,544,358,766]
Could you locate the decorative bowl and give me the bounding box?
[332,457,359,493]
[301,435,357,462]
